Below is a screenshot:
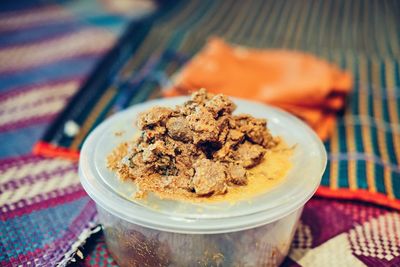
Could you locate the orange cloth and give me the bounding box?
[164,38,353,140]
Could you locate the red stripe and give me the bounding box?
[316,186,400,210]
[33,142,80,161]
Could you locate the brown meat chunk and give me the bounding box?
[216,116,231,143]
[137,106,173,129]
[142,125,166,142]
[141,140,171,163]
[187,106,220,143]
[162,173,192,190]
[235,142,265,168]
[192,159,227,195]
[213,128,245,161]
[190,88,213,104]
[227,164,248,185]
[229,129,245,142]
[139,140,178,176]
[173,142,197,181]
[166,116,192,142]
[234,114,275,147]
[119,152,147,181]
[212,143,232,161]
[205,94,236,118]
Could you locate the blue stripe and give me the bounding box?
[60,0,133,33]
[0,198,89,261]
[393,173,400,199]
[0,21,80,47]
[0,55,101,90]
[321,162,330,186]
[0,122,47,158]
[78,15,127,33]
[357,160,368,189]
[374,164,386,194]
[0,0,42,12]
[338,159,349,188]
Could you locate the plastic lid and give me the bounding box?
[79,97,327,234]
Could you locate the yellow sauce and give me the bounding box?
[152,142,293,204]
[201,142,293,203]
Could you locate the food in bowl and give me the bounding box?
[79,91,327,267]
[107,89,292,202]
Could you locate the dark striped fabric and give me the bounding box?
[37,0,400,209]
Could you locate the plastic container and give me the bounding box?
[79,97,327,267]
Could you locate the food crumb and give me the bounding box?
[212,253,225,265]
[114,130,125,137]
[134,190,147,199]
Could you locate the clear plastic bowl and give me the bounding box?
[79,97,327,267]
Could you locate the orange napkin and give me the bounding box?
[164,38,353,140]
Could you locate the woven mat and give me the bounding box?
[36,0,400,208]
[1,1,399,266]
[0,0,153,266]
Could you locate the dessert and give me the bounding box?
[108,89,291,201]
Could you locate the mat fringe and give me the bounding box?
[56,221,102,267]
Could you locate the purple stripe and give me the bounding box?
[0,93,73,116]
[0,77,82,102]
[0,184,86,219]
[0,21,81,48]
[0,114,56,132]
[0,21,71,35]
[0,49,110,75]
[0,164,77,192]
[0,56,100,90]
[0,154,45,170]
[0,6,72,33]
[0,28,83,53]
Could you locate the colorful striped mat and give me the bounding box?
[0,0,154,266]
[1,1,399,266]
[36,0,400,210]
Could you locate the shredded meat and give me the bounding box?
[110,89,279,197]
